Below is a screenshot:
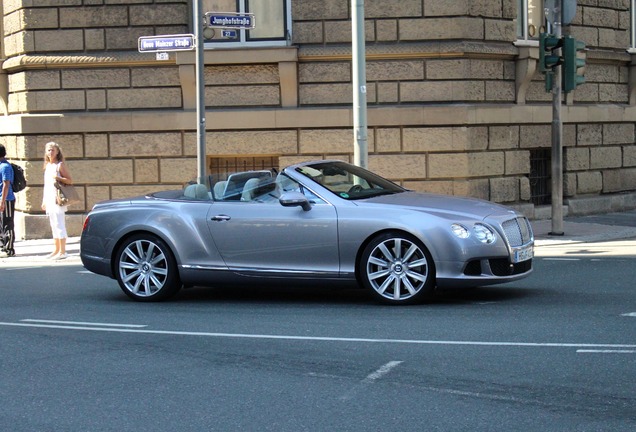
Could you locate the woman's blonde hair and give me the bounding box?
[43,141,64,168]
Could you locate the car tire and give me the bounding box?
[359,232,435,305]
[115,233,181,302]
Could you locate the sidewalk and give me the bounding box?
[532,209,636,245]
[2,210,635,266]
[1,237,82,265]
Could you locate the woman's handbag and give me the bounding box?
[55,181,80,207]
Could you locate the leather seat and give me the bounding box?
[241,178,261,201]
[184,183,209,200]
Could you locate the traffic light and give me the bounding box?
[539,32,563,73]
[562,36,586,93]
[545,70,554,92]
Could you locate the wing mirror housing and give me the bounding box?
[279,192,311,211]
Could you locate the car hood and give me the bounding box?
[362,191,517,220]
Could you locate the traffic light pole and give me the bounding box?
[549,3,564,236]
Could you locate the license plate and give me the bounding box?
[513,245,533,263]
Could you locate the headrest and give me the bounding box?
[184,183,209,200]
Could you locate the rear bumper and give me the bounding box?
[80,253,114,279]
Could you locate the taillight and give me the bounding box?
[82,215,90,232]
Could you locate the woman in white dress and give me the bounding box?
[41,142,73,259]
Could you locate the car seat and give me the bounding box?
[241,178,261,201]
[184,183,209,200]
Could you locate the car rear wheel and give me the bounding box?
[359,232,435,305]
[115,234,181,302]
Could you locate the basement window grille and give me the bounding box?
[529,148,551,205]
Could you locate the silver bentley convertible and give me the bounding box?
[80,160,534,304]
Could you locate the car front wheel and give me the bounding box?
[115,234,181,302]
[359,232,435,305]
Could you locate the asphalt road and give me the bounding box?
[1,240,635,431]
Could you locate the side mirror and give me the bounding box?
[279,192,311,211]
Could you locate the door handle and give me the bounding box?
[211,215,231,222]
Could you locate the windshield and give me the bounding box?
[295,161,405,200]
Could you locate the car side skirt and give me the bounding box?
[179,266,354,287]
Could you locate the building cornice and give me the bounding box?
[2,51,169,72]
[2,104,635,135]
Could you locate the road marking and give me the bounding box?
[621,312,636,317]
[1,320,635,349]
[542,258,580,261]
[340,361,403,401]
[577,350,636,354]
[20,319,147,328]
[363,361,403,383]
[3,266,47,270]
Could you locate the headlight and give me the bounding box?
[473,223,496,244]
[451,223,470,239]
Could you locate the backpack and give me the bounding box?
[10,163,27,192]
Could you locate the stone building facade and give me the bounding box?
[1,0,635,239]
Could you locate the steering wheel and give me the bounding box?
[348,184,364,194]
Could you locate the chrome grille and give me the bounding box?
[501,217,533,247]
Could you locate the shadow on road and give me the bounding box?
[154,282,536,307]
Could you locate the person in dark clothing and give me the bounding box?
[0,144,16,257]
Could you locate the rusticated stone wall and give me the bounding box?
[4,116,634,209]
[298,57,518,105]
[2,0,189,56]
[565,123,636,196]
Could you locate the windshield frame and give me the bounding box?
[294,161,405,201]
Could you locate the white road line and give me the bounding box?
[20,319,147,328]
[577,350,636,354]
[4,266,47,270]
[1,321,635,349]
[541,258,580,261]
[363,361,403,383]
[621,312,636,317]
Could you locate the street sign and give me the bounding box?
[138,34,195,53]
[221,30,238,38]
[205,12,255,29]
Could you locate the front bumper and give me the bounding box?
[435,257,533,288]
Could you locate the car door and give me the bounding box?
[206,198,340,277]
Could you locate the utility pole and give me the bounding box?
[352,0,368,169]
[194,0,206,185]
